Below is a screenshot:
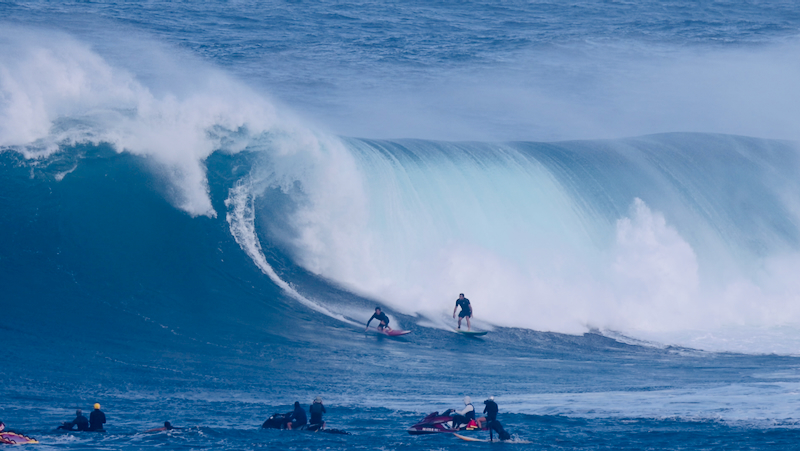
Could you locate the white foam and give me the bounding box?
[0,26,280,217]
[225,173,360,327]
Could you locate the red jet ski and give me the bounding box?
[407,410,486,435]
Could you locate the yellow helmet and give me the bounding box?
[94,403,101,410]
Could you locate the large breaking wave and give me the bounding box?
[4,26,800,353]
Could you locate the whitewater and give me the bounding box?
[4,1,800,450]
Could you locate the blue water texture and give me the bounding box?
[4,1,800,450]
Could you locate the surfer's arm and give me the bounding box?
[365,313,375,330]
[453,304,458,318]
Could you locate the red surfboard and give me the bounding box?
[367,327,411,336]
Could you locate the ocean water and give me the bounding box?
[4,1,800,449]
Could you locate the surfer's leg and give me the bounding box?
[466,316,471,330]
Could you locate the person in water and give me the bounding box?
[453,293,473,330]
[365,307,393,332]
[286,401,307,430]
[451,396,475,429]
[309,397,326,428]
[89,403,106,431]
[59,409,89,431]
[145,421,180,433]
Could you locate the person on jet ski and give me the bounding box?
[451,396,475,429]
[286,401,307,430]
[309,397,326,428]
[453,293,473,330]
[58,409,90,431]
[365,307,393,332]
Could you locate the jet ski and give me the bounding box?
[0,432,38,445]
[0,421,38,445]
[407,409,487,435]
[262,413,349,435]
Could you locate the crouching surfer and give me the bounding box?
[365,307,393,333]
[286,402,307,430]
[58,409,89,431]
[476,396,511,441]
[451,396,476,429]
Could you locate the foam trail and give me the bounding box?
[225,177,360,327]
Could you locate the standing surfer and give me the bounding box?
[476,396,511,441]
[453,293,473,330]
[365,307,393,333]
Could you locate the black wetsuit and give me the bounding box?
[89,410,106,431]
[456,298,472,318]
[367,312,390,329]
[68,414,89,431]
[484,400,498,423]
[309,403,326,425]
[483,400,510,440]
[290,404,307,428]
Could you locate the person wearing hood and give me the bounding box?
[451,396,475,429]
[309,397,326,428]
[477,396,498,428]
[58,409,89,431]
[89,403,106,431]
[477,396,511,441]
[286,401,307,430]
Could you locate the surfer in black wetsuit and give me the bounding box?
[89,403,106,431]
[365,307,393,332]
[309,397,326,429]
[59,409,89,431]
[476,396,511,441]
[477,396,497,428]
[145,421,182,433]
[453,293,473,330]
[286,401,307,430]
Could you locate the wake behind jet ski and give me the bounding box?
[407,409,487,435]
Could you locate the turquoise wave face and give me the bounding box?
[5,131,800,352]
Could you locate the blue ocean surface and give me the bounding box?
[4,1,800,450]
